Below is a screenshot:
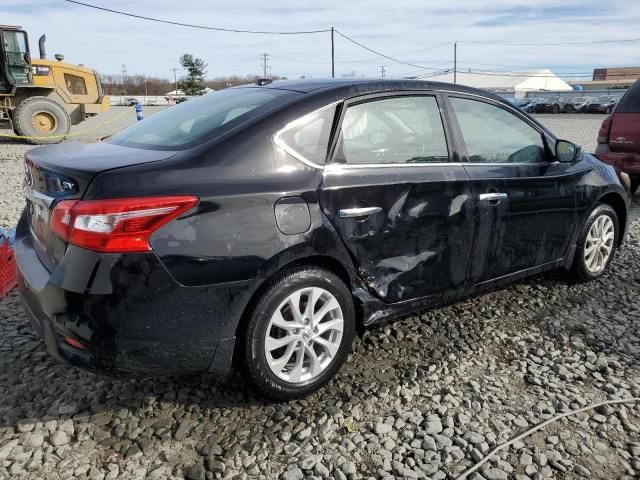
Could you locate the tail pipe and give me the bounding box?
[38,34,46,59]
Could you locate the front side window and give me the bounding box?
[450,97,546,164]
[64,74,87,95]
[336,96,449,165]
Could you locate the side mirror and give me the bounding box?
[556,140,580,162]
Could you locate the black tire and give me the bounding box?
[630,175,640,194]
[570,203,618,282]
[552,105,559,114]
[13,96,71,144]
[241,266,355,400]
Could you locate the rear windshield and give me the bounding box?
[616,80,640,113]
[107,87,302,150]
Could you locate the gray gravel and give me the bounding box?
[533,113,607,153]
[1,110,640,479]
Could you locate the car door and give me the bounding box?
[444,94,582,285]
[320,93,475,303]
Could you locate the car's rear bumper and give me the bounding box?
[595,147,640,176]
[14,212,253,377]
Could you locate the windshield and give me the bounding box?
[107,87,302,150]
[573,97,586,102]
[597,96,612,102]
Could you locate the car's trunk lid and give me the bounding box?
[609,113,640,153]
[24,142,178,271]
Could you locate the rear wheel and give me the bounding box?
[571,204,618,282]
[13,96,71,144]
[241,267,355,400]
[552,105,559,114]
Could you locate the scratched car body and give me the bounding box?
[16,79,630,400]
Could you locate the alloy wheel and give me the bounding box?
[264,287,344,384]
[583,214,615,273]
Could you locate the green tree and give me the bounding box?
[178,53,207,96]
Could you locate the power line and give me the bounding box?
[270,41,454,66]
[458,60,604,70]
[461,38,640,46]
[334,30,447,71]
[63,0,330,34]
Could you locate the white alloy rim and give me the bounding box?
[264,287,344,384]
[584,214,615,273]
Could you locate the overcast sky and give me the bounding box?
[4,0,640,81]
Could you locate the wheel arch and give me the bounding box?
[598,191,627,246]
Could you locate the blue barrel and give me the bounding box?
[135,102,144,121]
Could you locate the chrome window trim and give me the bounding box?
[465,161,558,166]
[273,102,340,170]
[325,162,463,172]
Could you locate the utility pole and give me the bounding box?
[453,41,457,85]
[260,53,270,78]
[121,64,127,93]
[380,66,386,78]
[171,67,179,94]
[331,27,335,78]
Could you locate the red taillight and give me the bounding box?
[598,115,612,144]
[50,196,198,253]
[64,336,86,350]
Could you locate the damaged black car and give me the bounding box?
[16,79,630,400]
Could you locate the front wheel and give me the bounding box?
[241,267,355,400]
[570,204,618,282]
[13,96,71,144]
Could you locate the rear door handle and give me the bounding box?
[339,206,382,218]
[479,192,508,204]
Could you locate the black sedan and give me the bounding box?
[587,95,618,114]
[16,79,631,400]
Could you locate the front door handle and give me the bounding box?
[339,206,382,218]
[479,192,508,204]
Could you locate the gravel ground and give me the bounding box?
[1,110,639,480]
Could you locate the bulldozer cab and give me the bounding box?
[0,26,32,91]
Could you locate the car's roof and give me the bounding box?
[240,77,506,102]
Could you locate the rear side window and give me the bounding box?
[450,97,545,164]
[275,103,337,166]
[107,88,301,150]
[616,81,640,113]
[335,95,449,165]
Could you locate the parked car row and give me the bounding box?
[509,95,619,114]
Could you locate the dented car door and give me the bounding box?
[320,93,475,303]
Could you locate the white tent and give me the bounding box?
[416,69,572,98]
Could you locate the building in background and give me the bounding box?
[415,69,572,98]
[568,67,640,91]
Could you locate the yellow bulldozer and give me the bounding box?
[0,25,109,143]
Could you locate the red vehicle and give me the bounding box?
[596,81,640,192]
